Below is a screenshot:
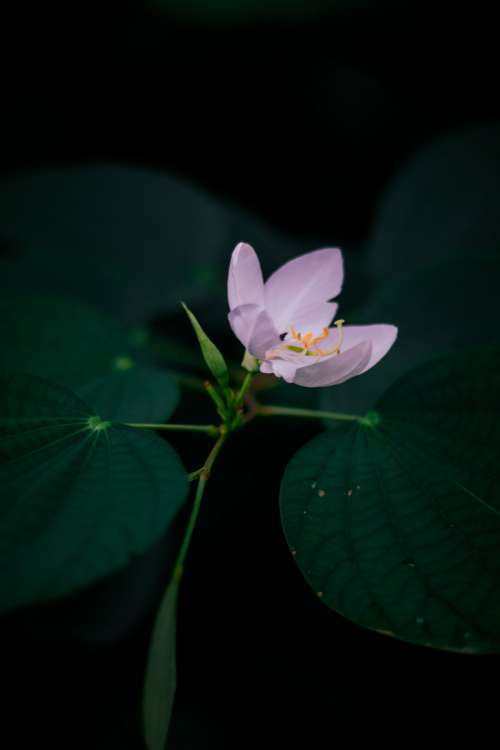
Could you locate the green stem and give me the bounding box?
[256,404,364,423]
[204,381,227,415]
[125,422,219,435]
[234,371,254,408]
[173,433,227,581]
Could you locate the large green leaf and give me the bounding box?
[0,373,188,612]
[281,348,500,653]
[321,256,500,416]
[143,577,180,750]
[0,295,179,423]
[365,123,500,279]
[0,165,299,324]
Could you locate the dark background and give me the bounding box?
[4,2,499,244]
[1,2,498,748]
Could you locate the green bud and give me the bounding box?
[181,303,229,389]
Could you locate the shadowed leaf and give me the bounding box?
[143,577,180,750]
[281,348,500,653]
[0,295,179,423]
[0,373,188,612]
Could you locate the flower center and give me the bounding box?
[266,319,345,360]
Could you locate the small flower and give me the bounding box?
[227,242,397,387]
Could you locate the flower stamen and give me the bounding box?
[316,319,345,356]
[301,332,313,349]
[312,327,329,347]
[266,319,346,361]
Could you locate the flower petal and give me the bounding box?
[259,361,274,375]
[227,242,265,311]
[340,324,398,373]
[292,341,372,387]
[264,247,343,332]
[265,359,298,383]
[247,310,281,360]
[286,301,338,335]
[228,303,262,348]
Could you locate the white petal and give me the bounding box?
[286,301,338,334]
[293,341,372,387]
[227,242,265,311]
[269,359,298,383]
[340,324,398,373]
[247,310,281,359]
[264,247,343,332]
[228,303,262,348]
[259,361,274,374]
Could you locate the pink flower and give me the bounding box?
[227,242,397,387]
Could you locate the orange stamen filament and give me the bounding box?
[312,327,330,347]
[288,319,345,356]
[301,332,313,349]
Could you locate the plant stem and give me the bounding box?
[204,381,227,414]
[125,422,219,435]
[234,371,254,407]
[256,404,364,423]
[173,433,227,581]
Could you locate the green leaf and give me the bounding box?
[0,373,188,612]
[366,123,500,279]
[321,256,500,416]
[281,348,500,653]
[0,165,299,324]
[0,295,179,423]
[143,577,180,750]
[181,303,229,389]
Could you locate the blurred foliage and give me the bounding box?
[322,122,500,415]
[0,166,300,325]
[366,123,500,278]
[322,255,500,415]
[151,0,412,23]
[0,295,179,422]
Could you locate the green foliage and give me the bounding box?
[366,123,500,278]
[181,303,229,389]
[322,256,500,416]
[0,295,179,423]
[0,373,188,612]
[281,348,500,653]
[0,165,298,324]
[143,577,180,750]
